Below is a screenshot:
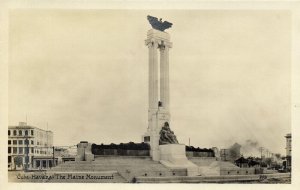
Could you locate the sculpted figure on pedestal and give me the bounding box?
[159,122,179,145]
[147,15,173,32]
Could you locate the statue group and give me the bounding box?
[159,122,179,145]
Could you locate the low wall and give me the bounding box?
[135,173,291,183]
[92,149,150,156]
[220,167,255,175]
[186,151,215,157]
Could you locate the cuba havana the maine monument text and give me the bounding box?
[142,16,200,176]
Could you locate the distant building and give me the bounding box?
[220,149,230,161]
[285,133,291,171]
[54,147,76,163]
[8,122,54,170]
[220,144,241,162]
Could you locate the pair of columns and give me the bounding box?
[146,37,172,111]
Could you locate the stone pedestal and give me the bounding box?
[159,144,200,176]
[144,107,170,161]
[75,141,94,162]
[212,147,220,160]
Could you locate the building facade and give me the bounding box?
[285,133,291,171]
[8,122,53,170]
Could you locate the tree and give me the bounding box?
[14,156,23,169]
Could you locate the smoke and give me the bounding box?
[230,139,279,158]
[228,143,241,160]
[239,139,262,157]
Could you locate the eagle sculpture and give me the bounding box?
[147,15,173,32]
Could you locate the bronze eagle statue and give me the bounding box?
[147,15,172,32]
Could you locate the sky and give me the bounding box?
[8,10,291,156]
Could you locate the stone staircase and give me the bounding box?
[189,157,240,176]
[49,156,185,182]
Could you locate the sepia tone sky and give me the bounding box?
[9,10,291,156]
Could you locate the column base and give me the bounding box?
[159,144,200,176]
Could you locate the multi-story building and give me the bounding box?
[285,133,291,171]
[8,122,53,170]
[220,149,230,161]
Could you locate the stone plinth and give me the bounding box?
[144,108,170,161]
[75,141,94,162]
[146,29,171,42]
[159,144,200,176]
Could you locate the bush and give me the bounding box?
[92,142,150,155]
[185,146,214,153]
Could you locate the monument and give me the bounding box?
[142,15,173,160]
[143,16,200,176]
[75,141,94,162]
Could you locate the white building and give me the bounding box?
[8,122,53,170]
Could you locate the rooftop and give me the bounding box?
[8,122,53,132]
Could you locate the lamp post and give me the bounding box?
[259,147,264,167]
[53,146,55,167]
[24,137,29,172]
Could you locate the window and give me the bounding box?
[13,140,17,145]
[25,130,28,136]
[19,147,23,154]
[8,147,11,153]
[31,140,34,145]
[31,130,34,136]
[31,147,34,154]
[8,130,10,136]
[18,140,23,145]
[19,130,22,136]
[24,147,29,154]
[13,130,17,136]
[37,142,39,145]
[8,140,11,145]
[8,156,11,163]
[36,160,40,167]
[13,147,17,154]
[42,160,47,168]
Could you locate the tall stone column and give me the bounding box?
[160,43,170,110]
[148,41,159,109]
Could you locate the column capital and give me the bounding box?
[162,41,173,48]
[145,39,160,47]
[145,39,172,48]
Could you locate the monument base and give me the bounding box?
[159,144,200,176]
[75,141,95,162]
